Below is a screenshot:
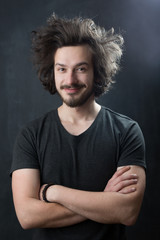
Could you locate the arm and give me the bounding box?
[12,169,86,229]
[44,165,146,226]
[12,166,138,229]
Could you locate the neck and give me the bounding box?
[58,97,101,124]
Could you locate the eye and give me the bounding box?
[58,67,66,72]
[76,67,86,72]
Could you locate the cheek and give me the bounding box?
[55,74,62,88]
[85,72,94,86]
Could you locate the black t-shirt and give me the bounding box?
[11,106,146,240]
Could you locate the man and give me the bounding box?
[11,14,146,239]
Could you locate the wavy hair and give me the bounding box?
[32,13,124,97]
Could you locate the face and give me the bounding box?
[54,45,94,108]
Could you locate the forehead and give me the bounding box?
[54,45,93,65]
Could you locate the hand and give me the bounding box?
[104,166,138,194]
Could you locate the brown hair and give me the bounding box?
[32,13,124,97]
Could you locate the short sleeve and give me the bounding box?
[10,126,40,175]
[118,122,146,169]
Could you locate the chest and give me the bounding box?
[60,120,94,136]
[38,125,119,191]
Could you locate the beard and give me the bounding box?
[57,83,94,108]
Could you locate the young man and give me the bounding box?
[11,14,146,239]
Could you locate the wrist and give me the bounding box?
[42,183,54,202]
[47,184,59,203]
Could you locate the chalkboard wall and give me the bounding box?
[0,0,160,239]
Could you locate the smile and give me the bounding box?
[63,88,81,94]
[60,84,86,94]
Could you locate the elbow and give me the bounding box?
[19,218,33,230]
[122,206,140,226]
[20,223,31,230]
[123,214,138,226]
[17,212,35,230]
[20,220,33,230]
[122,195,144,226]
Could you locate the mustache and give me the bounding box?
[60,84,86,90]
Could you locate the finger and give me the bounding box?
[116,166,131,176]
[119,187,136,194]
[115,178,138,192]
[111,166,131,181]
[109,173,138,189]
[117,173,138,183]
[104,176,138,192]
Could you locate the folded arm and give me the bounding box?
[43,165,146,226]
[12,169,86,229]
[12,166,143,229]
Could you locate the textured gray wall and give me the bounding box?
[0,0,160,239]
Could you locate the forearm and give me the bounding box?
[12,169,86,230]
[15,197,86,229]
[47,185,141,226]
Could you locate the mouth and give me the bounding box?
[60,84,86,94]
[64,88,80,94]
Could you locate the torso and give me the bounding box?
[11,106,145,240]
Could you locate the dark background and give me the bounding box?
[0,0,160,239]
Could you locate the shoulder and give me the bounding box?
[101,106,144,141]
[17,109,57,139]
[101,106,139,129]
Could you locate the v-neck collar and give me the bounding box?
[55,107,102,138]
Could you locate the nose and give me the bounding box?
[66,70,77,85]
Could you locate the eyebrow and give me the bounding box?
[55,62,89,67]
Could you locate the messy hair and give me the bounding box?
[32,13,124,97]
